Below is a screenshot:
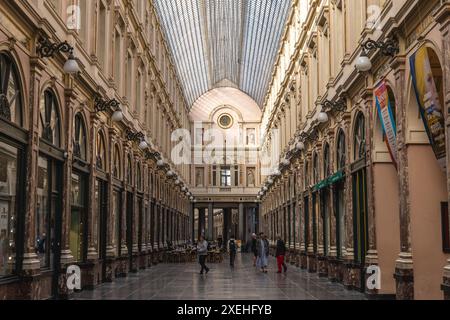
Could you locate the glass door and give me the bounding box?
[126,192,134,268]
[352,169,368,291]
[70,171,88,263]
[96,179,108,282]
[36,155,62,298]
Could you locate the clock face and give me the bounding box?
[218,114,233,129]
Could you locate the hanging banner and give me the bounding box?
[410,46,446,167]
[374,81,398,168]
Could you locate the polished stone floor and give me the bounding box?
[73,254,366,300]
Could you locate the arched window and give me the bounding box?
[353,113,365,161]
[323,143,330,178]
[113,145,121,179]
[337,129,346,170]
[313,153,319,184]
[0,52,23,125]
[304,161,309,188]
[39,89,61,147]
[136,163,142,190]
[73,113,87,161]
[126,155,133,185]
[96,131,107,171]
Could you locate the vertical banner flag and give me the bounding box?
[374,81,398,167]
[410,46,446,167]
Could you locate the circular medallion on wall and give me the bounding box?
[218,113,233,129]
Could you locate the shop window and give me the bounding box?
[70,172,87,262]
[39,89,61,147]
[0,141,19,276]
[73,113,87,161]
[36,156,62,269]
[0,52,23,126]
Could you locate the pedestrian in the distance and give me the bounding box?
[275,235,288,273]
[256,232,269,273]
[251,233,258,267]
[197,235,210,275]
[229,235,238,267]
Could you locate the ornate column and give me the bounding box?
[434,1,450,300]
[392,51,414,300]
[21,54,45,291]
[60,84,76,266]
[118,143,130,277]
[342,114,355,289]
[87,114,100,262]
[362,86,379,296]
[328,131,338,281]
[104,127,118,281]
[209,202,214,240]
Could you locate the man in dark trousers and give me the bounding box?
[228,235,238,267]
[275,235,288,273]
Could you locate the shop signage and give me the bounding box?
[410,46,446,168]
[374,81,398,168]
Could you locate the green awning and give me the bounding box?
[312,171,345,191]
[313,180,328,192]
[328,170,345,184]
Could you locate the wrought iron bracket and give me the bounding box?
[37,37,74,58]
[126,129,145,143]
[361,38,399,57]
[322,98,346,113]
[94,95,120,112]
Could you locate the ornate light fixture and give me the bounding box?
[322,98,346,113]
[126,129,147,149]
[94,95,123,122]
[295,141,305,151]
[356,38,399,72]
[318,111,329,124]
[37,38,80,74]
[157,159,165,167]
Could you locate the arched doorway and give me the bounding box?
[408,45,448,299]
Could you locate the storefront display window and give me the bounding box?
[0,142,18,276]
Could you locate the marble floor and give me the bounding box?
[72,254,366,300]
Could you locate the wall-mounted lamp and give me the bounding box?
[295,141,305,151]
[126,129,147,150]
[94,95,123,122]
[317,112,329,124]
[322,98,346,113]
[37,38,80,74]
[356,38,399,72]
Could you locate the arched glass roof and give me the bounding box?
[154,0,292,108]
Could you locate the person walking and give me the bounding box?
[228,235,238,267]
[275,235,288,273]
[197,235,210,275]
[256,232,269,273]
[251,233,258,267]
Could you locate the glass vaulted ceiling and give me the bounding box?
[154,0,292,108]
